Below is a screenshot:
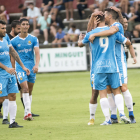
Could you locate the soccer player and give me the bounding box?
[11,18,40,120]
[89,7,136,123]
[0,20,30,128]
[8,20,38,117]
[84,12,103,125]
[78,14,131,125]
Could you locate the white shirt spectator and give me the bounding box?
[68,28,80,35]
[27,7,41,18]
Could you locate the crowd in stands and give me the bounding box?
[1,0,140,47]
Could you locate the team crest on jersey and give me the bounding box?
[20,77,23,80]
[92,81,93,84]
[28,41,32,45]
[0,91,2,94]
[18,44,21,47]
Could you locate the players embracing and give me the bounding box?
[78,7,137,125]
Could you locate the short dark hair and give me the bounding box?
[96,15,105,22]
[105,8,119,20]
[19,18,29,24]
[11,20,20,28]
[0,20,6,25]
[71,24,76,28]
[18,4,24,9]
[28,2,34,5]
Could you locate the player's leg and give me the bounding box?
[107,85,118,123]
[121,83,136,123]
[109,73,131,124]
[2,96,9,124]
[27,72,39,117]
[5,76,23,128]
[20,81,32,120]
[17,72,33,120]
[88,73,99,125]
[94,73,111,125]
[88,88,98,125]
[120,61,136,123]
[8,93,23,128]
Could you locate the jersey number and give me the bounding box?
[99,37,109,53]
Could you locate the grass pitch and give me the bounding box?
[0,69,140,140]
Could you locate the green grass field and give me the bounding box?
[0,69,140,140]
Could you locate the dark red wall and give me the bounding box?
[0,0,94,13]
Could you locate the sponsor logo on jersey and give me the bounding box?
[28,41,32,45]
[18,44,21,47]
[0,91,2,94]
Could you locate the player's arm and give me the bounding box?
[89,26,118,43]
[10,55,15,68]
[87,11,103,32]
[110,6,124,27]
[78,33,85,47]
[128,44,137,64]
[33,47,40,73]
[117,33,137,64]
[124,40,137,64]
[0,62,16,75]
[9,46,30,75]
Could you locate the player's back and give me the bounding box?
[111,22,126,61]
[91,26,119,74]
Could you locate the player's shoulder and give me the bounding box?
[92,26,109,33]
[11,35,19,42]
[112,22,123,28]
[28,34,38,40]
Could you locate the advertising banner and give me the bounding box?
[38,47,87,72]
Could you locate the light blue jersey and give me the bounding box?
[0,38,13,78]
[82,26,127,74]
[111,22,127,83]
[11,34,39,73]
[3,33,11,45]
[111,22,126,60]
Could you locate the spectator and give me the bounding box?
[133,0,140,12]
[50,0,65,18]
[76,0,87,19]
[34,11,51,45]
[27,2,42,30]
[120,0,129,14]
[52,27,66,48]
[50,13,64,37]
[0,5,9,24]
[128,5,140,32]
[127,6,135,19]
[63,0,74,22]
[41,0,54,12]
[64,24,80,47]
[89,0,105,12]
[133,30,140,43]
[18,4,28,18]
